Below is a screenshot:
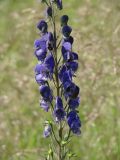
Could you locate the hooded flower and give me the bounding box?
[34,39,47,61]
[66,61,78,72]
[35,63,50,84]
[68,97,80,110]
[71,52,78,61]
[62,36,74,45]
[37,20,48,33]
[35,73,47,85]
[62,52,78,62]
[43,125,51,138]
[62,25,72,38]
[59,66,72,84]
[67,111,81,135]
[62,42,72,59]
[35,53,55,82]
[34,39,47,50]
[63,81,80,99]
[40,99,50,112]
[54,97,66,122]
[59,65,67,81]
[41,32,49,41]
[35,63,48,75]
[34,49,47,62]
[62,51,71,61]
[39,85,53,102]
[44,53,55,74]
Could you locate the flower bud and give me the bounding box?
[56,0,62,10]
[61,15,69,26]
[46,6,52,17]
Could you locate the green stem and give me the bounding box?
[51,4,63,160]
[44,1,49,6]
[52,6,62,160]
[58,122,63,160]
[50,124,60,145]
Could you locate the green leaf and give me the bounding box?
[67,152,77,158]
[47,148,53,158]
[44,120,52,126]
[61,140,71,147]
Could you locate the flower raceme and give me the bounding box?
[34,1,81,158]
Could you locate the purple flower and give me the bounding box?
[59,65,67,81]
[54,97,66,122]
[62,25,72,38]
[62,70,72,83]
[64,81,79,99]
[62,52,78,62]
[39,85,53,102]
[43,125,51,137]
[34,49,46,62]
[34,39,41,49]
[62,42,72,56]
[35,54,55,81]
[35,63,47,74]
[71,52,78,61]
[68,97,80,110]
[41,32,49,41]
[34,39,47,50]
[56,0,62,10]
[44,53,55,74]
[35,73,47,85]
[62,36,74,45]
[35,63,50,82]
[37,20,48,33]
[60,15,69,26]
[40,99,49,111]
[67,111,81,135]
[60,70,72,83]
[66,61,78,72]
[34,35,51,61]
[62,51,71,61]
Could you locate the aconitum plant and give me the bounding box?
[34,0,81,159]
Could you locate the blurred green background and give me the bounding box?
[0,0,120,159]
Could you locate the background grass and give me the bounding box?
[0,0,120,159]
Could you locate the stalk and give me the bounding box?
[52,5,62,160]
[34,1,81,160]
